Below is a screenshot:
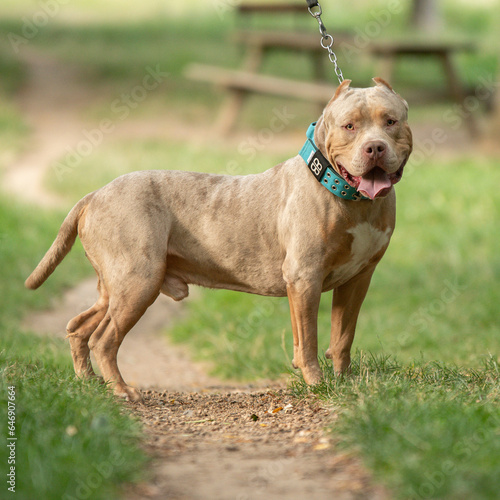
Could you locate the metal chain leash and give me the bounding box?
[306,1,344,84]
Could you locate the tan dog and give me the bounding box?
[26,78,412,401]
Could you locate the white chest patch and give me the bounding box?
[333,222,392,286]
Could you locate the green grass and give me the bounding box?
[0,39,26,96]
[0,28,29,159]
[0,100,27,170]
[0,51,28,167]
[0,196,148,500]
[291,353,500,500]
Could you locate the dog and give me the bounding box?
[25,78,412,402]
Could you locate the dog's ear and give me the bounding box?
[322,79,352,126]
[332,79,352,100]
[372,77,394,92]
[373,77,409,111]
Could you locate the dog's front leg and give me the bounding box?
[286,279,323,385]
[326,265,376,375]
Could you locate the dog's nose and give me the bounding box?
[363,140,387,160]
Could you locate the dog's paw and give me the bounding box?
[114,384,143,403]
[301,366,323,385]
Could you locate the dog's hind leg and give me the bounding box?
[88,270,164,402]
[66,277,109,379]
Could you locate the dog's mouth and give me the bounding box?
[336,160,406,200]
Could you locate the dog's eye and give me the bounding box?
[345,123,355,131]
[387,119,397,126]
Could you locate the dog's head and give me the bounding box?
[317,78,413,200]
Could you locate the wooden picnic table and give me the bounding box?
[371,39,475,102]
[185,3,476,134]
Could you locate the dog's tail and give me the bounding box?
[25,192,95,290]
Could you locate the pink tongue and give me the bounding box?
[358,168,392,199]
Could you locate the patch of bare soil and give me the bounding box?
[125,389,387,500]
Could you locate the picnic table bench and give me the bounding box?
[185,28,346,134]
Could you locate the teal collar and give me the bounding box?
[299,122,368,201]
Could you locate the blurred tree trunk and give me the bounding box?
[410,0,442,33]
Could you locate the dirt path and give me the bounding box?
[10,51,386,499]
[4,48,94,207]
[125,390,385,500]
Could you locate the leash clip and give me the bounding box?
[307,4,322,18]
